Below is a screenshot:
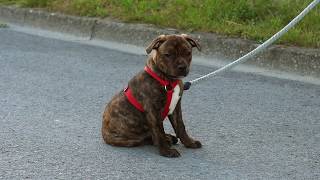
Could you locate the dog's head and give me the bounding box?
[146,34,201,79]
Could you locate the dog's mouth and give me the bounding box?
[167,74,188,80]
[162,67,189,80]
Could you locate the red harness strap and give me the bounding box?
[124,66,179,120]
[124,87,144,112]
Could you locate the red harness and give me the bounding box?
[124,66,180,120]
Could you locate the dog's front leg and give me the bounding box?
[168,100,202,148]
[145,110,181,157]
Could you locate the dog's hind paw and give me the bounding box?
[165,134,178,145]
[184,140,202,149]
[160,148,181,158]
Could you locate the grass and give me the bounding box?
[0,21,8,28]
[0,0,319,48]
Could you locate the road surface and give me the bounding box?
[0,28,320,179]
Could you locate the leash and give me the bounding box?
[184,0,320,90]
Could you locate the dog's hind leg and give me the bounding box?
[102,129,154,147]
[102,132,145,147]
[143,134,178,145]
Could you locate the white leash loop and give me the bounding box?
[184,0,320,90]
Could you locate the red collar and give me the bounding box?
[144,66,170,86]
[124,66,180,119]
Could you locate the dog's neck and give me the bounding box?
[146,56,177,82]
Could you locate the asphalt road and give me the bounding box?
[1,28,320,180]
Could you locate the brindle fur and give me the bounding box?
[102,34,201,157]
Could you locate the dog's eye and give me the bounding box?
[164,53,174,59]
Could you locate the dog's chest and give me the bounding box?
[168,85,181,115]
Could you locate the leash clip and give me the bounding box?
[164,85,168,92]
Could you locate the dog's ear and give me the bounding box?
[146,35,166,54]
[181,34,201,51]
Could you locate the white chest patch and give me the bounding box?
[168,85,181,115]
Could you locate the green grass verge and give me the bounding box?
[0,22,8,28]
[0,0,319,48]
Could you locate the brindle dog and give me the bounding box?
[102,34,202,157]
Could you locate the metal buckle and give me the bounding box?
[164,85,168,92]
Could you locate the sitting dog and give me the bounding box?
[102,34,202,157]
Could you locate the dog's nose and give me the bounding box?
[178,64,187,72]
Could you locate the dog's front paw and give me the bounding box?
[160,148,181,158]
[184,140,202,149]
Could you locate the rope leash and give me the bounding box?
[184,0,320,90]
